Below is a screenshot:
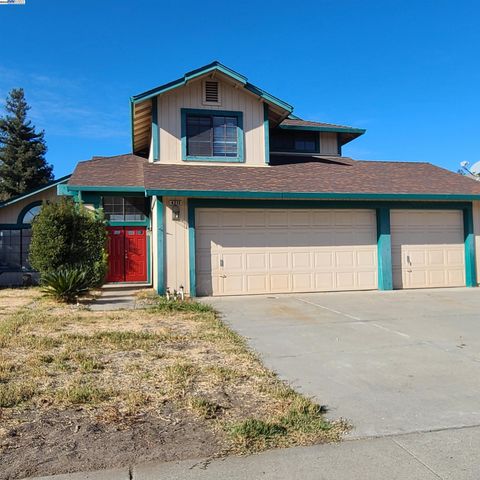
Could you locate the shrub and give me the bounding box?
[29,198,107,288]
[41,267,90,303]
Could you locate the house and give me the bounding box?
[5,61,480,295]
[0,175,71,286]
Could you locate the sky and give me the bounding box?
[1,0,479,178]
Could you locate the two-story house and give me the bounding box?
[3,61,480,294]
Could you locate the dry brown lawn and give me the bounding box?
[0,288,347,479]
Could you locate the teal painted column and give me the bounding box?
[156,196,165,294]
[376,207,393,290]
[463,205,477,287]
[263,103,270,165]
[188,203,196,297]
[151,97,159,161]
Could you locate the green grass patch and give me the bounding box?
[0,382,36,408]
[150,296,215,314]
[56,382,112,405]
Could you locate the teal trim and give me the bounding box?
[263,103,270,165]
[17,201,43,225]
[0,175,71,209]
[82,193,101,208]
[156,196,165,294]
[146,189,480,201]
[67,185,145,193]
[279,124,366,134]
[181,108,244,163]
[57,184,75,196]
[151,97,159,161]
[188,201,196,297]
[463,205,477,287]
[131,61,293,113]
[244,83,293,113]
[376,208,393,290]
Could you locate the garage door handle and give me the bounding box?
[220,274,227,278]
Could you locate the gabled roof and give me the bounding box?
[131,61,293,112]
[131,61,294,157]
[0,174,71,209]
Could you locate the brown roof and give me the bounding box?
[280,118,363,131]
[69,154,147,188]
[69,153,480,198]
[144,156,480,197]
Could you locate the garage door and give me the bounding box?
[195,209,378,296]
[391,210,465,289]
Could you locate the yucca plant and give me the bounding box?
[41,267,90,303]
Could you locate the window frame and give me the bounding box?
[181,108,244,163]
[0,227,34,272]
[270,129,320,154]
[102,196,148,223]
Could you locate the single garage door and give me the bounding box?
[391,210,465,289]
[196,209,378,296]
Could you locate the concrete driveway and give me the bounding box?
[206,288,480,438]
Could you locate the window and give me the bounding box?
[270,130,319,153]
[21,204,41,224]
[0,229,32,271]
[182,109,244,162]
[102,197,147,222]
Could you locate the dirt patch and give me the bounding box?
[0,289,348,479]
[1,407,222,480]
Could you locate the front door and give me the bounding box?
[106,227,147,282]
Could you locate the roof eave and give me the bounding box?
[0,175,72,209]
[279,124,366,134]
[144,189,480,201]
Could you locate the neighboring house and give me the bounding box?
[0,175,71,286]
[59,62,480,296]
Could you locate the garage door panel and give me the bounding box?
[246,253,267,270]
[196,208,378,296]
[391,210,465,289]
[292,252,312,268]
[314,251,334,267]
[270,252,289,269]
[271,274,290,292]
[336,251,355,267]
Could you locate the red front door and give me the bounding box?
[106,227,147,282]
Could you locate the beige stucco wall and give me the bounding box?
[156,78,266,166]
[0,186,60,224]
[164,197,190,294]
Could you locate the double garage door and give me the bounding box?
[195,208,465,296]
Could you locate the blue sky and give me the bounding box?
[1,0,479,177]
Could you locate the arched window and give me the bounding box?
[18,202,42,225]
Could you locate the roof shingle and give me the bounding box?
[68,153,480,198]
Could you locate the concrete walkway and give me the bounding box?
[29,424,480,479]
[89,284,151,311]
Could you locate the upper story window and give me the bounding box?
[103,197,147,222]
[181,109,244,163]
[270,129,319,154]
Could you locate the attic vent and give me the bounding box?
[204,81,220,104]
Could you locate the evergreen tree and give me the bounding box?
[0,88,53,200]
